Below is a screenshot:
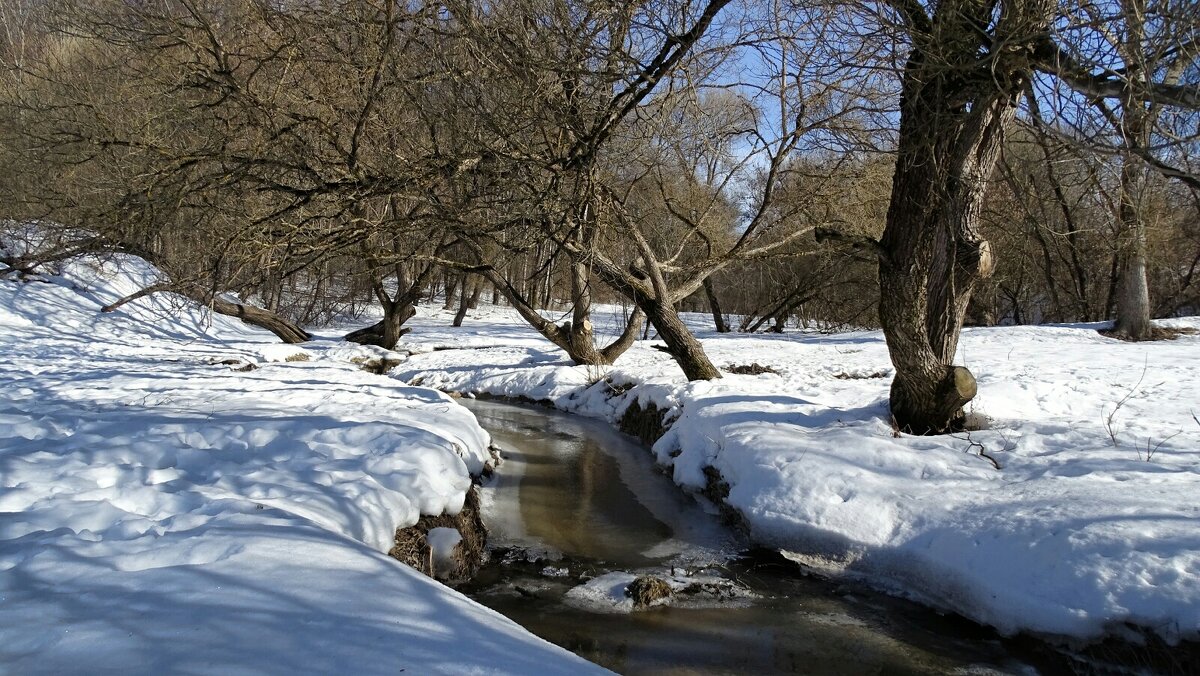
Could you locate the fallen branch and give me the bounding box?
[101,283,173,313]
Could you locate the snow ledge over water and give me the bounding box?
[393,301,1200,644]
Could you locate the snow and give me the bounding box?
[427,526,464,576]
[564,572,641,613]
[392,301,1200,644]
[5,246,1199,662]
[0,255,608,674]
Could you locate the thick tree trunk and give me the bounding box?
[641,297,721,381]
[208,295,311,343]
[453,277,480,327]
[576,246,721,381]
[1110,66,1154,339]
[344,315,413,347]
[345,264,431,350]
[443,274,460,311]
[878,0,1047,434]
[137,283,311,343]
[1111,154,1153,339]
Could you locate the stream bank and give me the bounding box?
[456,398,1074,674]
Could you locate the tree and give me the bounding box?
[866,0,1199,433]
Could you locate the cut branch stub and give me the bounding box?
[890,365,977,435]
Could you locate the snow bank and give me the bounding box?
[0,255,607,674]
[394,303,1200,643]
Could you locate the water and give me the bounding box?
[460,399,1058,675]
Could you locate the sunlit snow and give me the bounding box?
[0,255,607,674]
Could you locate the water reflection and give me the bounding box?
[461,399,1055,675]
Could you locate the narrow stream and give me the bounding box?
[460,399,1058,675]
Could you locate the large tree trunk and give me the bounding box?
[640,296,721,380]
[1109,3,1154,341]
[452,276,482,327]
[345,262,432,350]
[578,246,722,381]
[1111,158,1153,339]
[442,273,461,311]
[208,295,311,343]
[104,282,311,344]
[878,0,1048,434]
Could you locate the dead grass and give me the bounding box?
[618,400,669,446]
[723,362,779,375]
[627,576,673,607]
[833,369,889,380]
[1098,326,1198,342]
[389,486,487,584]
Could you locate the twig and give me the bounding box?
[1140,431,1181,462]
[951,430,1001,470]
[1102,358,1149,449]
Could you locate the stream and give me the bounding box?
[460,399,1060,675]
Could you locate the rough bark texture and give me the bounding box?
[452,276,481,328]
[1112,176,1153,340]
[641,296,722,381]
[103,282,311,344]
[208,295,312,343]
[879,0,1049,434]
[1109,0,1154,341]
[345,264,430,350]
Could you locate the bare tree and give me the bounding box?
[845,0,1200,433]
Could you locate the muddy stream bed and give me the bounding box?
[458,399,1068,675]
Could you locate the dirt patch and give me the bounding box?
[723,362,779,375]
[618,400,670,446]
[211,357,258,372]
[351,356,404,374]
[284,353,310,362]
[832,369,889,380]
[390,485,487,584]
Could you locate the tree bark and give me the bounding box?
[208,295,311,343]
[703,278,729,333]
[1111,155,1153,339]
[453,276,481,327]
[345,260,433,350]
[443,273,461,311]
[878,0,1049,434]
[468,260,644,366]
[640,296,722,380]
[1109,0,1154,341]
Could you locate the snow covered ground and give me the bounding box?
[4,250,1197,672]
[392,301,1200,645]
[0,257,608,674]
